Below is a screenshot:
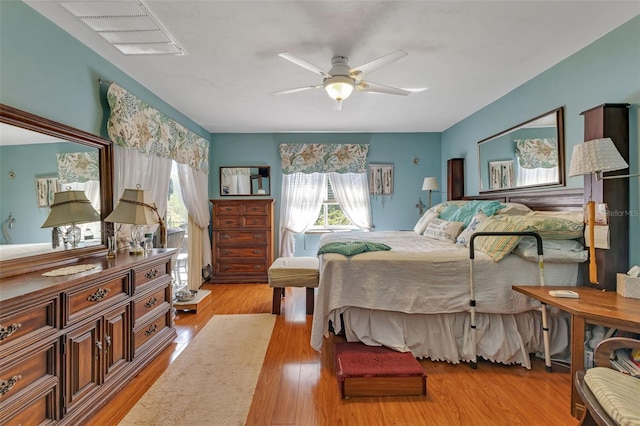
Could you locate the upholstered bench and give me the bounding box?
[268,257,319,315]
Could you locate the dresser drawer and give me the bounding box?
[0,296,57,356]
[0,382,58,426]
[214,216,242,229]
[242,215,269,228]
[64,274,129,326]
[0,340,58,407]
[215,230,269,245]
[133,308,172,355]
[242,203,271,215]
[132,259,171,294]
[214,203,241,216]
[132,284,171,326]
[216,246,268,259]
[214,259,268,275]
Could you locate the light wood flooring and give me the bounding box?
[92,283,580,425]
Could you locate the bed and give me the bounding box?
[310,189,588,369]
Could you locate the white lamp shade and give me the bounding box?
[422,177,439,191]
[41,189,100,228]
[104,188,158,225]
[569,138,629,177]
[324,76,355,101]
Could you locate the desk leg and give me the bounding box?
[570,314,586,419]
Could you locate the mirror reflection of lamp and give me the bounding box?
[568,137,639,284]
[104,185,166,255]
[41,188,100,249]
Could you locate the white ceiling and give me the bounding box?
[24,1,640,134]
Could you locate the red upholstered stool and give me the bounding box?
[268,257,319,315]
[334,342,427,398]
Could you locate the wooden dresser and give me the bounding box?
[210,199,275,283]
[0,249,176,425]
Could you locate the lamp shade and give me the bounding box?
[324,76,355,101]
[104,188,157,225]
[569,138,628,177]
[422,177,439,191]
[41,189,100,228]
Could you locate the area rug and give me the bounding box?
[119,314,275,426]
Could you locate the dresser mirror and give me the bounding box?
[0,104,113,277]
[220,166,271,196]
[478,107,565,193]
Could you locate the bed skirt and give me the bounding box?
[332,307,570,369]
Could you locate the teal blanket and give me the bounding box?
[317,241,391,256]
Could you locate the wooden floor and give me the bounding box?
[92,283,580,426]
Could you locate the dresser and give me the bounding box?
[210,199,275,283]
[0,249,176,425]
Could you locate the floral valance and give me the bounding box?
[279,144,369,174]
[221,167,251,176]
[514,138,558,169]
[106,82,209,173]
[57,151,99,183]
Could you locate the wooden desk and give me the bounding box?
[512,285,640,419]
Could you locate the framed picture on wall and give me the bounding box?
[35,175,59,208]
[369,164,394,195]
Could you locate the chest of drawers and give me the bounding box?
[210,199,275,283]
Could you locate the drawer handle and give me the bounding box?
[225,220,234,224]
[222,234,231,240]
[95,341,102,359]
[251,220,260,225]
[253,249,263,255]
[87,288,111,302]
[254,265,262,270]
[105,335,112,351]
[221,250,230,255]
[253,234,263,239]
[145,324,157,336]
[224,207,233,211]
[145,297,157,308]
[222,265,231,271]
[0,375,22,396]
[0,323,22,341]
[145,268,158,279]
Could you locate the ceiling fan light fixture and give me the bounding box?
[324,76,355,101]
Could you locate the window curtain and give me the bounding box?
[220,167,251,195]
[278,143,370,257]
[514,139,557,169]
[106,82,210,289]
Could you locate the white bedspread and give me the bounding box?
[311,231,579,353]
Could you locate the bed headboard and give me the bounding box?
[463,188,584,212]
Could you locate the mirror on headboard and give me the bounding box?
[0,104,113,277]
[220,166,271,196]
[478,107,565,193]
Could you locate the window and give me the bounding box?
[310,178,355,230]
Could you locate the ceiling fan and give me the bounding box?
[270,49,414,109]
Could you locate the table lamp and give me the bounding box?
[104,186,166,255]
[422,177,439,208]
[41,188,100,248]
[568,137,634,284]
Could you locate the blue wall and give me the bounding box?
[211,133,442,255]
[442,15,640,269]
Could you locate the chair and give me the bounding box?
[175,235,188,284]
[165,228,186,287]
[575,337,640,426]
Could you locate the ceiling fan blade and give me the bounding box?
[278,52,331,78]
[268,85,322,95]
[357,81,411,96]
[351,50,407,76]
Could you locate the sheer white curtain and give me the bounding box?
[113,145,172,247]
[328,172,372,230]
[516,166,559,187]
[279,173,325,257]
[177,163,211,291]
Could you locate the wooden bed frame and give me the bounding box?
[463,187,584,212]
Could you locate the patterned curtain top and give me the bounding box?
[57,152,99,183]
[221,167,251,176]
[106,83,209,173]
[514,138,558,169]
[279,144,369,174]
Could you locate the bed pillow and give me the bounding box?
[424,219,465,243]
[413,211,439,234]
[526,210,584,223]
[513,245,588,263]
[455,212,488,247]
[500,215,584,240]
[473,215,531,261]
[517,238,584,252]
[439,200,504,227]
[496,202,532,215]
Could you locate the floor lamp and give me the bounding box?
[422,177,439,209]
[568,137,637,284]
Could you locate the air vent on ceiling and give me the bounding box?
[61,1,185,56]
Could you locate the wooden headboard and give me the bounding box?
[464,188,584,212]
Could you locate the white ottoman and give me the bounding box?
[268,257,319,315]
